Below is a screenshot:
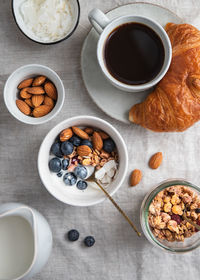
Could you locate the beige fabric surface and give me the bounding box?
[0,0,200,279]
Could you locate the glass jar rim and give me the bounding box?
[140,178,200,253]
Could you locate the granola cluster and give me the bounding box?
[148,185,200,242]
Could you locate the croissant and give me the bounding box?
[129,23,200,132]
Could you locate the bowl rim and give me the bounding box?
[11,0,80,45]
[140,178,200,253]
[3,63,65,125]
[37,115,128,206]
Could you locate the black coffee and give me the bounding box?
[104,22,165,85]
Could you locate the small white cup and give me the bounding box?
[88,8,172,93]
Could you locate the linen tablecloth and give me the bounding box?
[1,0,200,279]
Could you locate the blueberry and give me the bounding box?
[103,139,115,153]
[49,158,61,173]
[62,158,69,170]
[57,171,63,177]
[61,141,74,155]
[80,140,93,149]
[84,236,95,247]
[74,165,87,179]
[68,229,79,241]
[195,209,200,213]
[69,135,81,147]
[63,172,77,186]
[51,142,63,158]
[76,180,88,190]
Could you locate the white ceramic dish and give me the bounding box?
[4,64,65,125]
[88,8,172,92]
[81,2,183,123]
[12,0,80,44]
[38,116,128,207]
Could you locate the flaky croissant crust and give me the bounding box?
[129,23,200,132]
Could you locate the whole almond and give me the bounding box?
[84,127,94,135]
[99,131,109,140]
[27,86,45,95]
[77,145,92,156]
[130,169,142,186]
[18,78,33,89]
[25,98,34,108]
[149,152,163,169]
[33,105,52,118]
[60,128,73,142]
[20,87,32,99]
[32,95,44,107]
[44,96,54,108]
[32,76,46,86]
[72,127,89,139]
[16,99,31,115]
[92,131,103,151]
[44,82,57,100]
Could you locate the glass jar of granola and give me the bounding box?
[140,179,200,253]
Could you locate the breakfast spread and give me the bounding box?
[148,185,200,242]
[48,126,119,190]
[129,23,200,132]
[20,0,73,43]
[16,76,57,117]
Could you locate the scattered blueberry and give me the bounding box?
[68,229,79,241]
[74,165,88,179]
[103,139,115,153]
[57,171,63,177]
[61,141,74,155]
[76,180,88,190]
[51,142,63,158]
[69,135,81,147]
[171,214,182,225]
[80,140,93,149]
[195,209,200,214]
[49,158,61,173]
[84,236,95,247]
[62,158,70,170]
[63,172,77,186]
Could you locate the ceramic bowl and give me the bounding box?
[38,116,128,206]
[4,64,65,125]
[11,0,80,44]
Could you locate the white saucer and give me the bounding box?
[81,3,183,124]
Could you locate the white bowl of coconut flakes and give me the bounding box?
[12,0,80,44]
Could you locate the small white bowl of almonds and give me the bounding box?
[4,64,65,124]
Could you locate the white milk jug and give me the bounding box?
[0,203,52,280]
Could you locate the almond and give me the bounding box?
[60,128,73,142]
[44,96,54,108]
[149,152,163,169]
[16,99,31,115]
[92,131,103,151]
[77,145,92,156]
[44,82,57,100]
[26,86,45,95]
[32,76,46,86]
[99,131,109,140]
[84,127,94,135]
[20,87,32,99]
[32,95,44,107]
[32,105,52,118]
[17,78,33,89]
[130,169,142,186]
[72,127,89,139]
[25,98,34,108]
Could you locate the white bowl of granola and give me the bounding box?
[140,179,200,253]
[38,116,128,206]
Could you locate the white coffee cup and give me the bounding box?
[88,8,172,93]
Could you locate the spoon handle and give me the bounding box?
[96,181,141,237]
